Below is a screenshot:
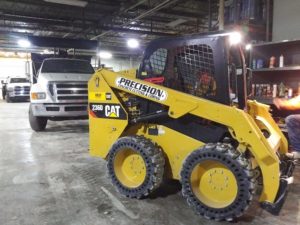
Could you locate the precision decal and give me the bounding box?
[116,77,168,101]
[89,103,127,120]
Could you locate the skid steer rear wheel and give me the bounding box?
[107,136,165,198]
[181,143,255,221]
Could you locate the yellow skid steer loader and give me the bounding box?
[88,31,295,221]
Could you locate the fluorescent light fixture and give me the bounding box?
[17,52,27,57]
[4,52,13,57]
[245,44,252,50]
[43,49,51,54]
[127,38,139,48]
[229,32,242,45]
[44,0,88,7]
[166,18,187,27]
[98,51,112,59]
[18,39,31,48]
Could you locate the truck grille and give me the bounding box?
[14,86,30,95]
[50,82,88,103]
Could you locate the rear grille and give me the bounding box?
[50,82,88,103]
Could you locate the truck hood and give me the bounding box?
[7,82,31,88]
[39,73,92,82]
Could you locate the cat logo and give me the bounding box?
[89,103,127,120]
[105,105,120,118]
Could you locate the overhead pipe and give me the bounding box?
[0,23,175,37]
[122,0,148,12]
[91,0,180,40]
[218,0,225,30]
[208,0,212,31]
[266,0,271,41]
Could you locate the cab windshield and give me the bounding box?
[41,59,94,74]
[10,78,29,83]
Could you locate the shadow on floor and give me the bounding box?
[44,123,89,134]
[148,179,182,199]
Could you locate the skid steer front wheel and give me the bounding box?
[107,136,165,198]
[181,143,255,221]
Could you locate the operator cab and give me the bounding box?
[137,31,247,109]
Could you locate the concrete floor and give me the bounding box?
[0,100,299,225]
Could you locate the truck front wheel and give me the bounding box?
[5,94,11,102]
[29,105,47,131]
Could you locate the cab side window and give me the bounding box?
[147,48,168,76]
[175,44,216,98]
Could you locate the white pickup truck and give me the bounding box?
[4,77,31,102]
[29,58,94,131]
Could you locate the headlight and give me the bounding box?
[7,87,13,91]
[31,92,46,99]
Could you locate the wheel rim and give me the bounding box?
[114,148,147,188]
[190,160,238,208]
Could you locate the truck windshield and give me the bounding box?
[41,60,94,74]
[10,78,29,83]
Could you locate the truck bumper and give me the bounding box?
[261,159,295,215]
[8,91,30,99]
[31,103,88,117]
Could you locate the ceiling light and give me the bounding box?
[98,51,112,59]
[127,39,139,48]
[245,44,252,50]
[229,32,242,45]
[44,0,88,7]
[18,39,31,48]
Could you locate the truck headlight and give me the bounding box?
[7,87,13,91]
[31,92,46,99]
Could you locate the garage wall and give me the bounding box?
[91,57,141,71]
[0,57,140,82]
[273,0,300,41]
[0,58,29,81]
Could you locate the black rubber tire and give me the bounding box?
[107,136,165,198]
[180,143,256,221]
[29,104,47,131]
[5,94,10,103]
